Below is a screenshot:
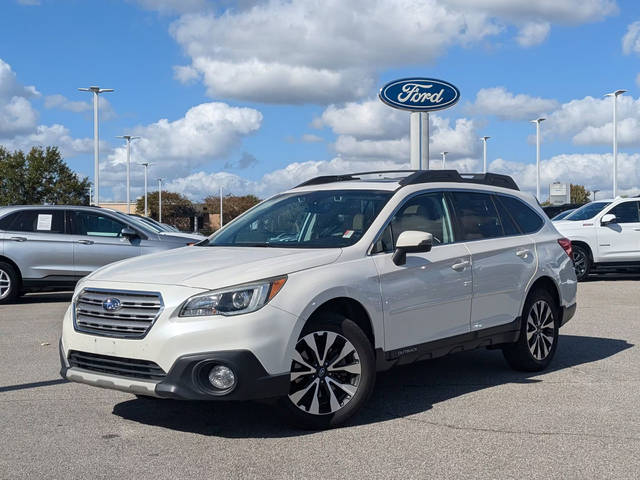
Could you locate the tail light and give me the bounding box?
[557,238,572,259]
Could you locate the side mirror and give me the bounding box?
[120,226,138,239]
[601,213,616,226]
[392,231,433,266]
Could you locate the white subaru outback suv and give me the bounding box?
[553,197,640,281]
[60,170,577,429]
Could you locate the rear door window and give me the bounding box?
[3,210,65,234]
[449,191,504,240]
[496,196,544,233]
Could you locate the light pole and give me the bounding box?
[440,151,448,169]
[139,162,151,216]
[530,118,546,201]
[78,86,114,206]
[605,89,626,198]
[480,136,490,173]
[157,178,164,223]
[219,185,223,228]
[116,135,140,214]
[592,189,600,201]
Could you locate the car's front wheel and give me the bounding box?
[280,313,375,429]
[0,262,19,305]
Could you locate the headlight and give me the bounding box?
[179,276,287,317]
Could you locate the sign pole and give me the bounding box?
[410,112,420,170]
[422,112,429,170]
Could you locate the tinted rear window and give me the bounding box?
[3,210,65,234]
[496,196,543,233]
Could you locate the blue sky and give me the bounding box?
[1,0,640,201]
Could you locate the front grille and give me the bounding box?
[74,288,163,339]
[68,350,166,380]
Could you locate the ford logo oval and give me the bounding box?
[102,297,122,312]
[379,77,460,112]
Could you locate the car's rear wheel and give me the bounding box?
[280,313,375,429]
[502,289,559,372]
[572,244,591,281]
[0,262,19,305]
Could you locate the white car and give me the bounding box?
[60,170,577,429]
[554,197,640,281]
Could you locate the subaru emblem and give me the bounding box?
[102,297,122,311]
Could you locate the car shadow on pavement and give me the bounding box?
[13,292,73,304]
[111,334,632,438]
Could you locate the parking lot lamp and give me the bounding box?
[605,90,626,198]
[77,86,114,206]
[139,162,150,216]
[441,151,448,169]
[481,136,490,173]
[116,135,140,214]
[592,189,600,201]
[530,118,545,201]
[157,178,164,222]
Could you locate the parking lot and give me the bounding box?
[1,277,639,480]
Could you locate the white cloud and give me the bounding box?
[516,21,551,47]
[101,102,262,194]
[622,20,640,55]
[3,124,97,157]
[313,99,408,140]
[445,0,617,24]
[0,58,40,137]
[491,152,640,198]
[546,94,640,146]
[44,94,116,119]
[131,0,210,14]
[468,87,558,120]
[170,0,502,104]
[169,1,616,104]
[44,94,91,113]
[301,134,323,143]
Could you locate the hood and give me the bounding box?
[158,232,206,242]
[89,246,342,290]
[553,219,587,231]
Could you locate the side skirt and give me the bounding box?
[375,318,521,371]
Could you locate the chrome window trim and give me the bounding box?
[367,188,545,256]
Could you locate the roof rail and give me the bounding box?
[294,169,519,191]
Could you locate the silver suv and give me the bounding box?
[0,205,202,303]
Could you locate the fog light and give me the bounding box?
[208,365,236,390]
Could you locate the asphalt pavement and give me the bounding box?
[1,276,639,479]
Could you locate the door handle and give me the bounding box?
[9,236,27,242]
[516,248,530,258]
[76,240,94,245]
[451,260,470,271]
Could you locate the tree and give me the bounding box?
[0,146,90,205]
[203,194,261,225]
[570,184,591,205]
[135,190,195,230]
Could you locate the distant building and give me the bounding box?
[549,182,571,205]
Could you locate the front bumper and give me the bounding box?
[60,339,290,401]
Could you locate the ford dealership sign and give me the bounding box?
[379,78,460,112]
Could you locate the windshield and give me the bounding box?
[110,211,160,233]
[205,190,392,248]
[565,202,611,221]
[551,209,575,221]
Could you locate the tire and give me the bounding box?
[502,289,559,372]
[0,262,19,305]
[279,313,375,429]
[572,244,591,281]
